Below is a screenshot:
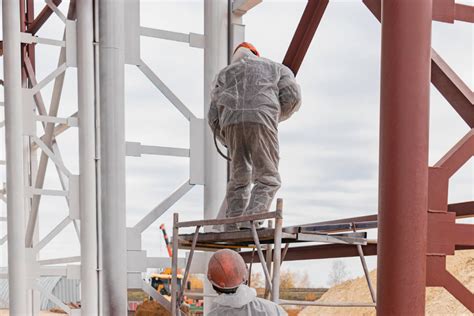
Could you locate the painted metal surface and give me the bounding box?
[363,0,472,313]
[0,277,80,310]
[431,50,474,128]
[1,0,471,314]
[282,0,329,75]
[98,0,128,314]
[76,0,99,314]
[203,0,229,312]
[377,0,432,314]
[426,130,474,312]
[2,0,28,313]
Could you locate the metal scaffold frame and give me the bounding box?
[0,0,472,315]
[170,198,377,315]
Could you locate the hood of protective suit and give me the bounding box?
[214,284,257,308]
[231,47,256,64]
[208,285,288,316]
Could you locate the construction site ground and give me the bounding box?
[300,250,474,315]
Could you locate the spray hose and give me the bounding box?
[213,125,231,161]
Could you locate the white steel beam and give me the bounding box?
[34,282,72,314]
[38,256,81,266]
[126,141,189,158]
[133,181,194,233]
[26,30,69,247]
[232,0,263,15]
[44,0,67,23]
[30,63,67,94]
[99,0,128,313]
[139,27,205,48]
[20,33,66,47]
[204,0,228,225]
[77,0,99,314]
[138,61,196,121]
[31,136,72,177]
[204,0,229,312]
[34,217,72,252]
[2,0,28,314]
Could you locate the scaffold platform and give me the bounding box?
[179,225,368,250]
[168,198,377,316]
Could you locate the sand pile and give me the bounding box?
[300,250,474,316]
[135,300,169,316]
[135,300,190,316]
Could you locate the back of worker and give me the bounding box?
[207,249,287,316]
[208,284,287,316]
[212,50,290,131]
[209,42,301,230]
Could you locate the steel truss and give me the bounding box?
[1,0,254,314]
[281,0,474,314]
[1,0,472,315]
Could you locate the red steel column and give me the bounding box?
[377,0,432,315]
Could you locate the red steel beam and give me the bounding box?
[240,242,472,263]
[282,0,329,75]
[364,0,474,128]
[427,256,474,312]
[376,0,432,314]
[454,3,474,23]
[431,51,474,128]
[27,0,62,35]
[449,201,474,218]
[297,202,473,228]
[26,0,35,71]
[432,0,474,23]
[242,244,378,263]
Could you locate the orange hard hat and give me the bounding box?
[234,42,260,57]
[207,249,248,290]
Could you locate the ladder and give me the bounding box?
[170,198,377,315]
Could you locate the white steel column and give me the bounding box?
[204,0,228,313]
[2,0,28,314]
[77,0,99,314]
[98,0,128,314]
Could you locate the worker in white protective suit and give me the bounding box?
[207,249,287,316]
[208,42,302,231]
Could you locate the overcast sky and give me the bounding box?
[0,0,472,287]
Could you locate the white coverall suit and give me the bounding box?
[208,48,302,224]
[208,284,288,316]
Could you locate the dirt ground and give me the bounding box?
[299,250,474,316]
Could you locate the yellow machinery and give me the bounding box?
[149,268,183,298]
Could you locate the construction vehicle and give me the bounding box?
[149,268,183,298]
[158,224,203,314]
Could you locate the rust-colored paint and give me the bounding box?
[454,3,474,23]
[27,0,63,35]
[364,0,472,312]
[282,0,328,75]
[431,51,474,128]
[426,129,474,312]
[377,0,432,314]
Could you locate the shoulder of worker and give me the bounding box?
[254,297,289,315]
